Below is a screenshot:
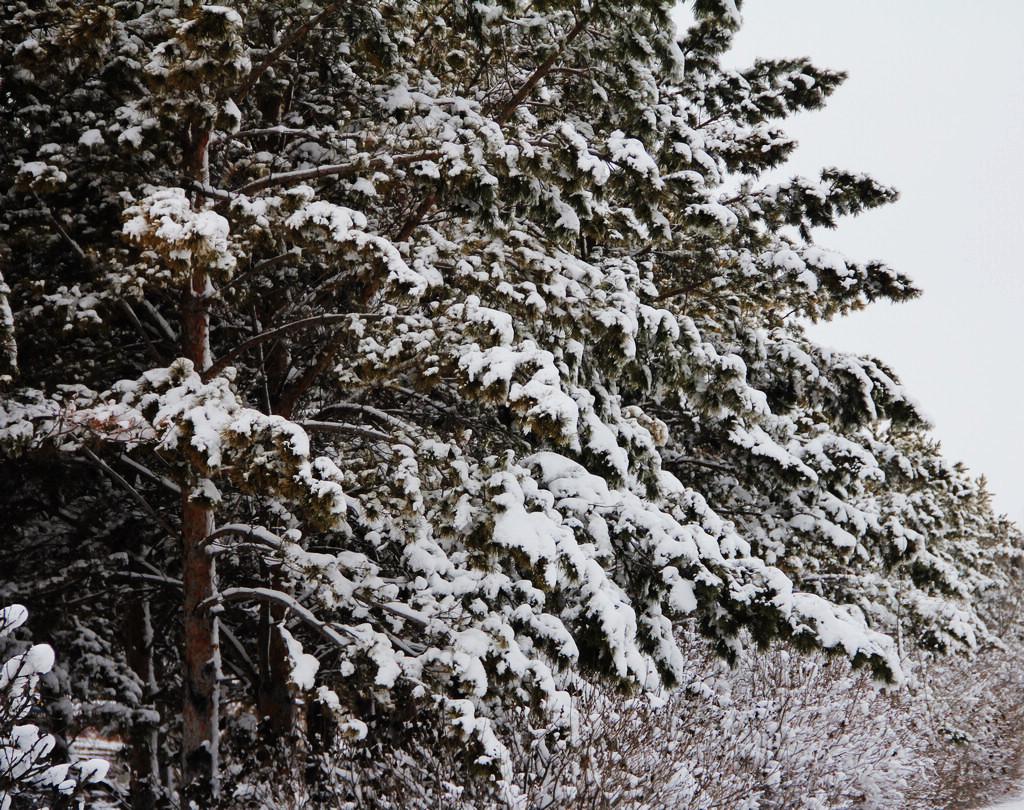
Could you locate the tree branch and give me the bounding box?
[214,126,353,145]
[492,13,591,125]
[186,181,236,203]
[299,420,392,443]
[204,523,285,551]
[318,401,418,435]
[216,586,355,647]
[273,331,345,418]
[673,456,737,475]
[115,570,259,682]
[203,313,377,381]
[235,151,441,196]
[119,300,165,364]
[82,447,178,539]
[236,1,345,104]
[119,454,181,495]
[33,191,92,266]
[140,299,177,344]
[113,571,182,588]
[396,192,438,243]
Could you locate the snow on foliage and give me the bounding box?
[0,0,1018,805]
[123,187,237,281]
[0,606,108,809]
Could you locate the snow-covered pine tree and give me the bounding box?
[0,0,1015,805]
[0,604,110,807]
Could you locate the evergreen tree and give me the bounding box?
[0,605,109,807]
[0,0,1014,805]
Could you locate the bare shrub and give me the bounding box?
[511,630,922,810]
[219,595,1024,810]
[904,584,1024,809]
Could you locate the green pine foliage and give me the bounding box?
[0,0,1017,805]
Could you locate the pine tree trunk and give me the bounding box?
[180,124,221,804]
[256,560,306,795]
[180,488,219,803]
[305,696,335,801]
[257,563,298,738]
[125,585,161,810]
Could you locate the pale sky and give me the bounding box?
[698,1,1024,521]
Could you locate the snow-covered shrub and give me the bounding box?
[903,576,1024,808]
[0,604,109,809]
[259,635,921,810]
[503,583,1024,810]
[502,632,917,810]
[286,600,1024,810]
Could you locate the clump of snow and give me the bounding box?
[284,192,439,296]
[78,129,104,148]
[279,625,320,690]
[0,605,110,805]
[123,187,236,279]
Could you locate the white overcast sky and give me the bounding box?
[682,1,1024,521]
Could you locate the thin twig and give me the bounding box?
[236,1,345,104]
[82,447,178,539]
[119,300,165,364]
[273,331,345,418]
[203,312,379,381]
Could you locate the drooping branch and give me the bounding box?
[204,523,285,551]
[216,586,355,648]
[299,420,392,443]
[208,528,430,651]
[318,401,419,435]
[186,181,235,203]
[206,541,280,560]
[217,587,426,658]
[370,599,431,630]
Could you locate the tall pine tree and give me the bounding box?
[0,0,1014,805]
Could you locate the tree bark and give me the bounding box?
[124,585,162,810]
[257,563,300,739]
[180,487,219,804]
[305,693,335,801]
[180,121,222,804]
